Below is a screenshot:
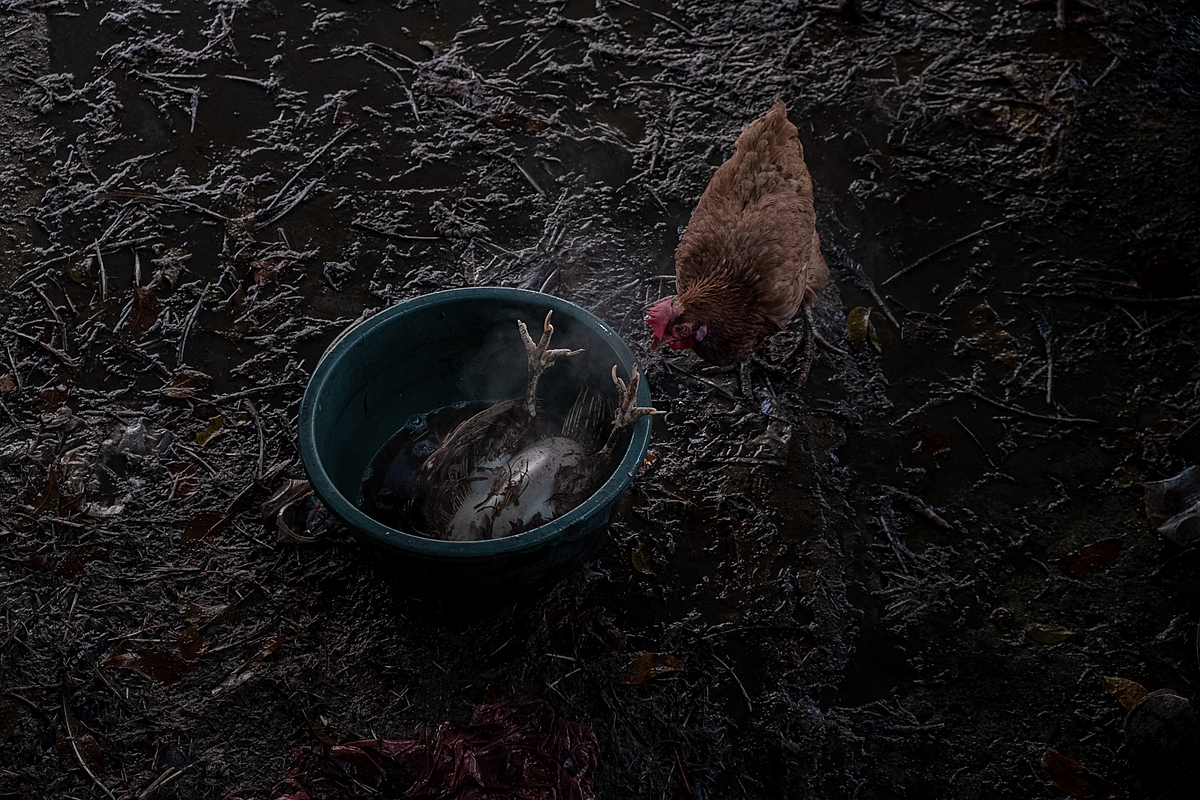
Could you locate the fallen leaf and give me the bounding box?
[1054,538,1123,575]
[1124,689,1196,762]
[1040,748,1118,798]
[67,259,90,284]
[195,416,225,445]
[621,651,682,684]
[273,489,335,544]
[104,648,192,684]
[968,302,1017,364]
[56,545,107,579]
[847,306,872,346]
[36,384,71,413]
[181,511,227,548]
[489,111,549,131]
[251,257,287,287]
[193,402,220,420]
[161,369,212,399]
[1026,622,1076,644]
[0,374,14,392]
[213,633,287,696]
[125,286,159,333]
[55,722,105,777]
[631,542,655,575]
[180,598,237,626]
[177,626,211,661]
[639,451,658,476]
[59,489,84,515]
[1104,676,1148,712]
[167,462,200,499]
[303,709,339,745]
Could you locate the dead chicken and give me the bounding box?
[410,311,663,541]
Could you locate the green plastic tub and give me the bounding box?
[298,287,654,597]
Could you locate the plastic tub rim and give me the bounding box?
[298,286,652,560]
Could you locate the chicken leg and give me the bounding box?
[596,364,667,461]
[757,307,848,389]
[519,310,584,417]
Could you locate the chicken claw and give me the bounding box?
[597,363,666,459]
[518,310,584,415]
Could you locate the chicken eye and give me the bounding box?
[675,323,692,338]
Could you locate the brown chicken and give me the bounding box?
[647,100,829,372]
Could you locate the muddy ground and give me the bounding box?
[1,0,1199,798]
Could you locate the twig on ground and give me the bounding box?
[94,244,108,300]
[1094,55,1121,86]
[610,0,695,36]
[138,764,193,800]
[953,415,996,468]
[494,152,546,197]
[244,399,265,479]
[0,398,20,428]
[211,382,299,403]
[357,49,421,122]
[827,245,901,333]
[1135,311,1187,339]
[176,443,219,476]
[882,219,1011,286]
[177,297,202,364]
[713,654,753,712]
[254,178,320,230]
[61,693,118,800]
[2,327,79,368]
[964,390,1098,425]
[259,124,357,220]
[350,221,440,241]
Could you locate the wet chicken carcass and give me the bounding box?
[410,311,663,541]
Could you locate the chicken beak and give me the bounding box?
[649,337,664,351]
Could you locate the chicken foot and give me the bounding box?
[698,356,762,400]
[596,364,666,460]
[756,308,818,390]
[518,310,584,416]
[768,308,846,367]
[757,307,849,389]
[699,308,828,396]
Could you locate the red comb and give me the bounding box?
[646,297,678,341]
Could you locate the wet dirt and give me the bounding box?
[1,1,1199,798]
